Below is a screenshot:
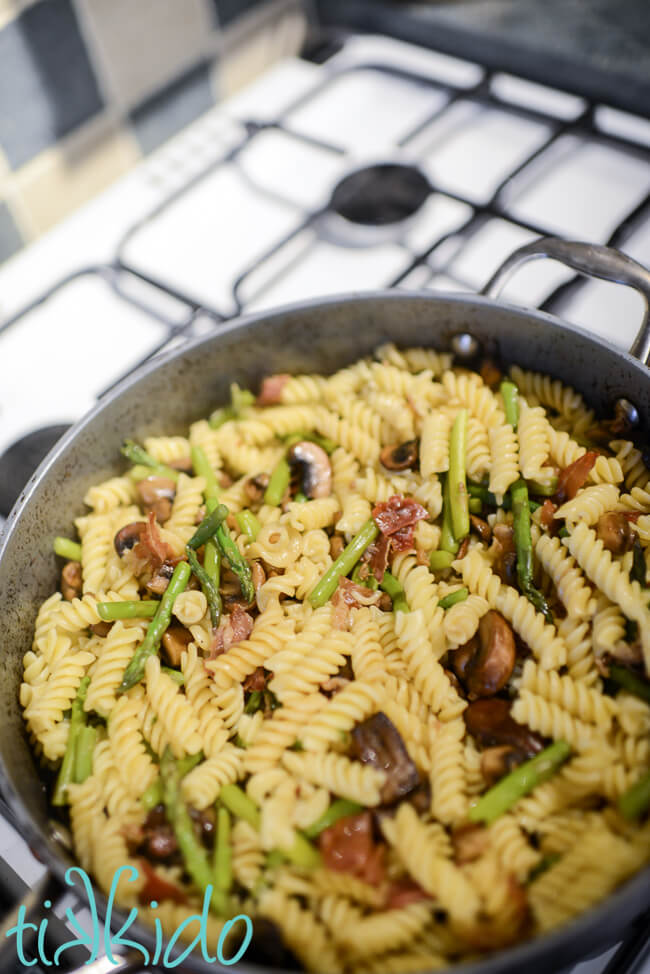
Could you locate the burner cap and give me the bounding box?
[329,163,431,226]
[0,425,70,518]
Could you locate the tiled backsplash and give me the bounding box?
[0,0,307,262]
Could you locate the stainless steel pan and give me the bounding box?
[1,237,650,974]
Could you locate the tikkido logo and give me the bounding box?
[6,866,253,968]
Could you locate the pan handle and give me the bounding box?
[481,236,650,365]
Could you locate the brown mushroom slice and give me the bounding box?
[480,745,525,787]
[287,441,332,498]
[350,712,419,804]
[61,561,82,601]
[464,698,545,758]
[463,611,516,699]
[114,521,147,557]
[596,512,635,556]
[244,473,270,503]
[136,477,176,524]
[90,621,113,637]
[146,560,175,595]
[469,514,492,545]
[380,439,419,471]
[162,624,193,667]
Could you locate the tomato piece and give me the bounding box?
[138,859,187,905]
[554,452,598,503]
[539,499,557,531]
[319,812,385,885]
[386,878,432,909]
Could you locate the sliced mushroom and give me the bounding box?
[146,827,178,860]
[459,611,517,699]
[596,512,635,556]
[114,521,146,557]
[162,624,193,667]
[251,559,267,592]
[469,514,492,545]
[90,621,113,637]
[146,560,175,595]
[61,561,82,601]
[330,535,345,560]
[453,824,489,864]
[136,477,176,524]
[464,698,545,758]
[350,712,419,804]
[380,439,419,471]
[244,473,270,503]
[287,441,332,499]
[480,745,524,787]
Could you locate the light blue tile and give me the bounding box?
[0,202,23,264]
[0,0,103,169]
[130,62,215,156]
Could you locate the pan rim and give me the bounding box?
[1,286,649,973]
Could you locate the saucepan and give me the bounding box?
[0,236,649,974]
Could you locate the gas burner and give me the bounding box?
[0,425,70,518]
[329,162,431,226]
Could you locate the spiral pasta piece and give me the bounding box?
[565,521,650,670]
[302,681,385,751]
[382,802,480,925]
[181,745,244,809]
[517,660,617,731]
[488,423,519,501]
[282,749,386,806]
[554,483,620,527]
[535,534,595,620]
[429,719,467,826]
[144,655,202,758]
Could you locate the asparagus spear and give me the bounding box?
[209,385,255,430]
[120,440,179,481]
[439,476,460,555]
[379,571,409,613]
[438,587,469,610]
[235,509,262,542]
[187,503,229,550]
[73,725,97,784]
[53,537,82,562]
[429,550,455,571]
[309,519,379,608]
[303,799,363,839]
[217,785,319,867]
[214,806,232,894]
[618,769,650,820]
[264,457,291,506]
[119,561,192,692]
[97,600,158,621]
[469,741,571,824]
[141,752,203,813]
[500,380,519,429]
[219,784,260,829]
[160,748,227,915]
[52,676,90,806]
[190,445,220,501]
[609,664,650,703]
[186,547,222,627]
[214,521,254,604]
[448,409,470,541]
[511,478,553,624]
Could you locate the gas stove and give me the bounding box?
[0,28,649,974]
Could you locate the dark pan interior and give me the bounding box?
[0,291,649,973]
